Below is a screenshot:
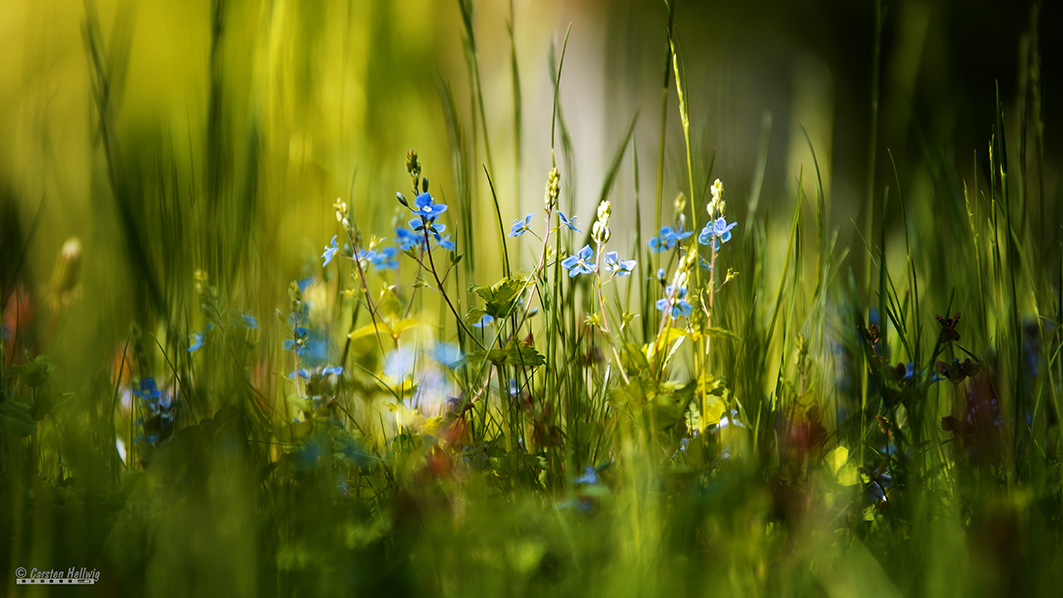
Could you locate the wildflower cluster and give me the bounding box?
[649,193,694,253]
[649,226,692,253]
[187,269,258,353]
[282,280,311,358]
[133,377,174,447]
[394,192,455,251]
[698,179,737,251]
[655,249,696,320]
[560,200,636,283]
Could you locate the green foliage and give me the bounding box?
[468,340,546,368]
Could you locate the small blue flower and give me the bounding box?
[134,378,163,400]
[473,314,495,328]
[655,285,693,319]
[576,466,599,485]
[356,247,399,271]
[240,312,258,329]
[655,268,667,284]
[289,368,310,380]
[557,211,581,233]
[603,251,636,276]
[368,247,399,270]
[649,226,691,252]
[296,277,314,293]
[322,365,343,376]
[561,244,597,278]
[411,192,447,220]
[432,342,464,369]
[433,233,455,251]
[395,227,420,251]
[322,235,339,267]
[409,218,455,251]
[699,217,737,249]
[383,345,417,381]
[189,331,207,352]
[713,217,737,241]
[509,213,535,237]
[282,326,310,356]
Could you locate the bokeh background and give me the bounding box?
[3,0,1059,327]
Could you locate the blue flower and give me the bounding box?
[561,244,597,278]
[322,235,339,267]
[509,213,535,237]
[655,285,693,319]
[409,218,455,251]
[411,192,447,220]
[557,211,581,233]
[699,217,737,250]
[282,326,310,356]
[134,378,163,400]
[433,233,455,251]
[713,217,737,241]
[296,277,314,293]
[368,247,399,270]
[322,365,343,376]
[432,342,464,369]
[289,368,310,380]
[383,345,417,381]
[395,227,420,251]
[655,268,668,284]
[239,312,258,329]
[603,251,636,276]
[356,247,399,270]
[576,466,599,485]
[189,331,207,352]
[473,314,495,328]
[649,226,692,252]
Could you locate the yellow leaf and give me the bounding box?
[829,446,860,486]
[702,400,725,428]
[389,318,422,339]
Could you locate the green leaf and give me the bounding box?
[376,286,402,323]
[465,308,488,328]
[474,276,527,318]
[6,354,52,388]
[468,341,545,368]
[621,343,651,374]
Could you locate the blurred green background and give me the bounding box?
[2,0,1058,343]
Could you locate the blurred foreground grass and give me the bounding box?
[2,1,1062,596]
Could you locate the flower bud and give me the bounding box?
[406,149,421,178]
[592,200,612,244]
[49,237,82,308]
[544,168,560,210]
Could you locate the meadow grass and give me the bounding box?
[1,1,1061,596]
